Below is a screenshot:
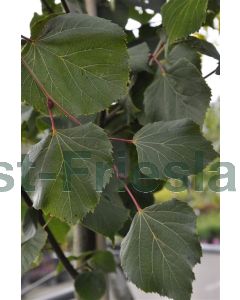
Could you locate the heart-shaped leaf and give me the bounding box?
[144,58,211,125]
[22,13,129,115]
[22,123,113,224]
[120,199,202,300]
[133,119,218,179]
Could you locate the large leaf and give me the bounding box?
[120,199,202,300]
[162,0,208,43]
[74,271,106,300]
[82,178,129,241]
[133,119,218,179]
[144,58,211,125]
[22,123,113,224]
[21,13,129,115]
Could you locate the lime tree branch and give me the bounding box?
[21,186,78,279]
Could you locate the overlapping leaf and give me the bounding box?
[82,178,129,241]
[22,123,113,224]
[74,271,106,300]
[144,58,211,125]
[22,13,129,115]
[128,42,151,73]
[133,119,218,179]
[120,199,202,300]
[21,209,47,274]
[162,0,208,43]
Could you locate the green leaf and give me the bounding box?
[185,36,220,60]
[74,271,106,300]
[128,42,151,73]
[89,250,116,273]
[47,217,70,244]
[22,13,129,115]
[82,178,129,240]
[30,13,62,40]
[162,0,208,43]
[144,58,211,125]
[21,210,47,274]
[120,199,202,300]
[167,43,201,70]
[133,119,218,179]
[22,123,113,224]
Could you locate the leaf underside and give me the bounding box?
[22,224,47,274]
[82,178,129,241]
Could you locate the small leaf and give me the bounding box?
[128,42,151,72]
[144,58,211,125]
[30,13,61,40]
[82,178,129,240]
[74,271,106,300]
[185,36,220,60]
[133,119,218,179]
[47,217,70,244]
[120,199,202,300]
[22,210,47,274]
[162,0,208,43]
[22,123,113,224]
[22,13,129,115]
[89,250,116,273]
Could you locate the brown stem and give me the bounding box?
[21,187,78,279]
[152,56,166,75]
[113,165,142,212]
[47,99,56,134]
[109,137,133,144]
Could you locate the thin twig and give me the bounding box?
[47,99,56,135]
[21,35,32,43]
[61,0,70,13]
[109,137,133,144]
[151,56,166,75]
[204,67,219,79]
[21,187,78,279]
[113,165,142,212]
[149,41,164,66]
